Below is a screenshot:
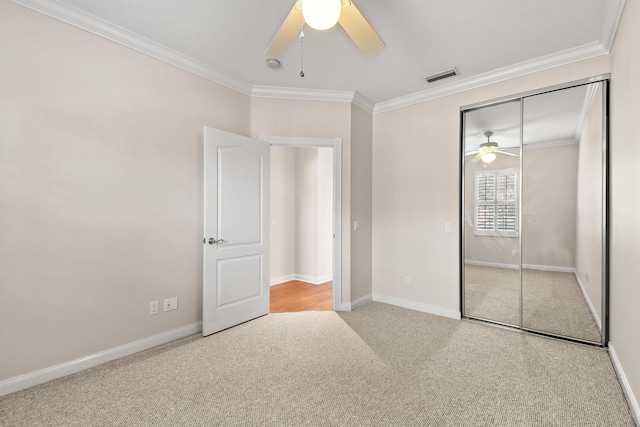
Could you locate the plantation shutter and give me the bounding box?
[475,169,518,236]
[476,173,495,231]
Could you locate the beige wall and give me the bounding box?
[317,147,334,280]
[270,146,334,283]
[0,1,250,380]
[521,143,578,269]
[610,0,640,415]
[295,147,333,281]
[269,146,296,280]
[349,105,373,302]
[295,148,320,278]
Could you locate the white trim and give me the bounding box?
[252,86,354,103]
[372,294,461,320]
[10,0,624,116]
[9,0,253,96]
[521,264,576,273]
[0,322,202,397]
[600,0,627,52]
[574,272,602,331]
[351,92,375,114]
[262,136,343,314]
[465,260,576,273]
[295,274,333,285]
[350,294,372,311]
[608,343,640,426]
[270,275,296,286]
[252,86,375,113]
[465,260,520,270]
[523,138,578,150]
[374,42,608,114]
[270,274,333,286]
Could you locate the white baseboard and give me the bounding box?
[608,343,640,426]
[465,260,575,273]
[465,260,520,270]
[270,275,296,286]
[271,274,333,286]
[0,322,202,397]
[350,294,372,310]
[296,274,332,285]
[372,294,461,320]
[574,272,602,330]
[522,264,575,273]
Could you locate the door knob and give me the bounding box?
[204,237,225,245]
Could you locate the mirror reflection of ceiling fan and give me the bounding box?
[265,0,385,59]
[466,131,519,163]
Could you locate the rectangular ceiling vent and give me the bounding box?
[424,68,459,83]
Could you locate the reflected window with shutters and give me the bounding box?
[474,168,519,237]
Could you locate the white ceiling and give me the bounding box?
[464,83,599,152]
[13,0,624,113]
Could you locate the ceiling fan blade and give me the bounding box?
[338,1,385,55]
[495,150,519,157]
[471,153,483,163]
[265,2,304,59]
[465,150,480,156]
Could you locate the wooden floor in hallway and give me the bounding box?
[270,280,333,313]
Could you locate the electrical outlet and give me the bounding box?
[444,222,452,233]
[405,276,411,287]
[164,297,178,312]
[511,250,517,256]
[149,300,158,315]
[353,220,360,231]
[585,273,590,282]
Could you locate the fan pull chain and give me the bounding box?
[299,28,305,77]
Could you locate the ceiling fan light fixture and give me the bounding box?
[302,0,342,30]
[481,152,497,163]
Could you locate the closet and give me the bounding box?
[461,77,609,345]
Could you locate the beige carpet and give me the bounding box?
[464,265,602,343]
[0,303,633,426]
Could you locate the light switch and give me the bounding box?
[445,222,452,233]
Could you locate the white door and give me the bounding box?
[203,127,270,336]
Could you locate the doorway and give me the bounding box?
[262,136,343,312]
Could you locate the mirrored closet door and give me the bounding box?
[461,77,609,346]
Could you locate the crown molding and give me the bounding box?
[12,0,374,112]
[373,0,625,115]
[252,86,374,113]
[374,41,609,114]
[351,91,375,113]
[10,0,254,95]
[600,0,627,52]
[11,0,624,117]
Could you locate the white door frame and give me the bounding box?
[260,136,343,311]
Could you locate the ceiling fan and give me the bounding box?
[265,0,385,59]
[466,131,519,163]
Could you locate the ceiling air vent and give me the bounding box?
[424,68,458,83]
